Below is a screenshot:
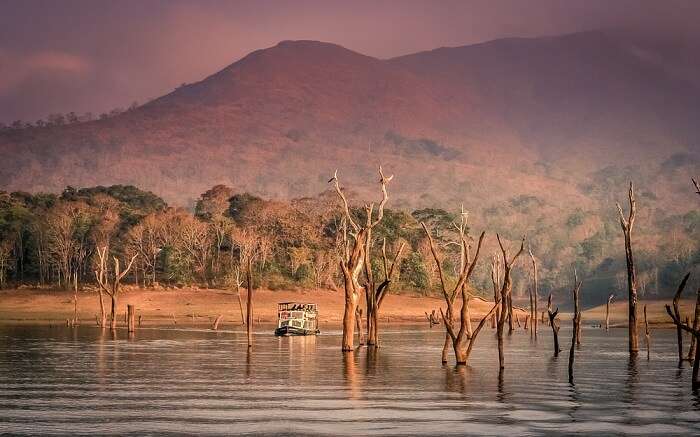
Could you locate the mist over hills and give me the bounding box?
[1,29,699,304]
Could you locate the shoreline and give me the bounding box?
[0,287,692,329]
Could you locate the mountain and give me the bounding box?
[1,30,699,303]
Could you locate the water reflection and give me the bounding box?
[0,325,699,435]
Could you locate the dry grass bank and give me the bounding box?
[0,286,524,327]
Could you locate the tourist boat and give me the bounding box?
[274,302,320,336]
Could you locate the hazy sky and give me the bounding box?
[1,0,699,123]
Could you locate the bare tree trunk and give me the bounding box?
[644,305,650,360]
[528,280,533,335]
[507,294,514,334]
[568,279,582,383]
[330,167,391,352]
[617,182,638,355]
[341,273,360,351]
[665,273,700,390]
[548,294,560,356]
[422,220,486,365]
[246,257,253,348]
[496,235,525,370]
[529,248,539,338]
[688,300,699,361]
[127,304,135,333]
[605,294,614,332]
[97,290,106,327]
[110,295,117,330]
[72,271,79,325]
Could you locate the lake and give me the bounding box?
[1,323,699,435]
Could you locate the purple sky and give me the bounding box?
[1,0,699,123]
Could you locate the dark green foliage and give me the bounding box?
[400,252,430,291]
[227,193,263,222]
[384,131,459,159]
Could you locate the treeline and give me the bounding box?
[0,184,481,295]
[0,102,139,131]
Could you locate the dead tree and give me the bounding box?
[330,166,392,351]
[491,253,502,327]
[643,305,650,360]
[127,304,135,333]
[548,293,561,356]
[94,246,138,330]
[605,294,614,331]
[689,305,699,362]
[671,273,691,363]
[212,314,223,330]
[422,222,492,365]
[246,256,253,348]
[425,310,440,327]
[496,234,525,369]
[71,271,79,326]
[575,270,583,346]
[364,238,405,346]
[507,292,515,334]
[233,266,246,325]
[665,273,700,390]
[568,274,583,383]
[528,247,539,338]
[616,182,638,355]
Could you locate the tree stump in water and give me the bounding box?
[212,315,223,330]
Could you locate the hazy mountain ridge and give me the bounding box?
[1,30,699,302]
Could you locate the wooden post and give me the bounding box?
[212,314,223,330]
[127,305,135,333]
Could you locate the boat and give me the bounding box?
[274,302,320,336]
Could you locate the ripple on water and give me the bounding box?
[1,325,700,436]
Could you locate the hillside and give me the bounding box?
[1,30,699,306]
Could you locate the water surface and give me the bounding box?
[1,324,699,435]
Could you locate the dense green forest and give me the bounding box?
[0,182,698,307]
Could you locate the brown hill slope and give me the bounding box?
[1,31,700,305]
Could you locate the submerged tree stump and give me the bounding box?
[212,314,223,330]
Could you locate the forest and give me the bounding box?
[1,177,699,309]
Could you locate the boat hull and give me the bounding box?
[274,326,320,336]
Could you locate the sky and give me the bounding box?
[1,0,699,123]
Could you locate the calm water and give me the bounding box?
[1,323,699,436]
